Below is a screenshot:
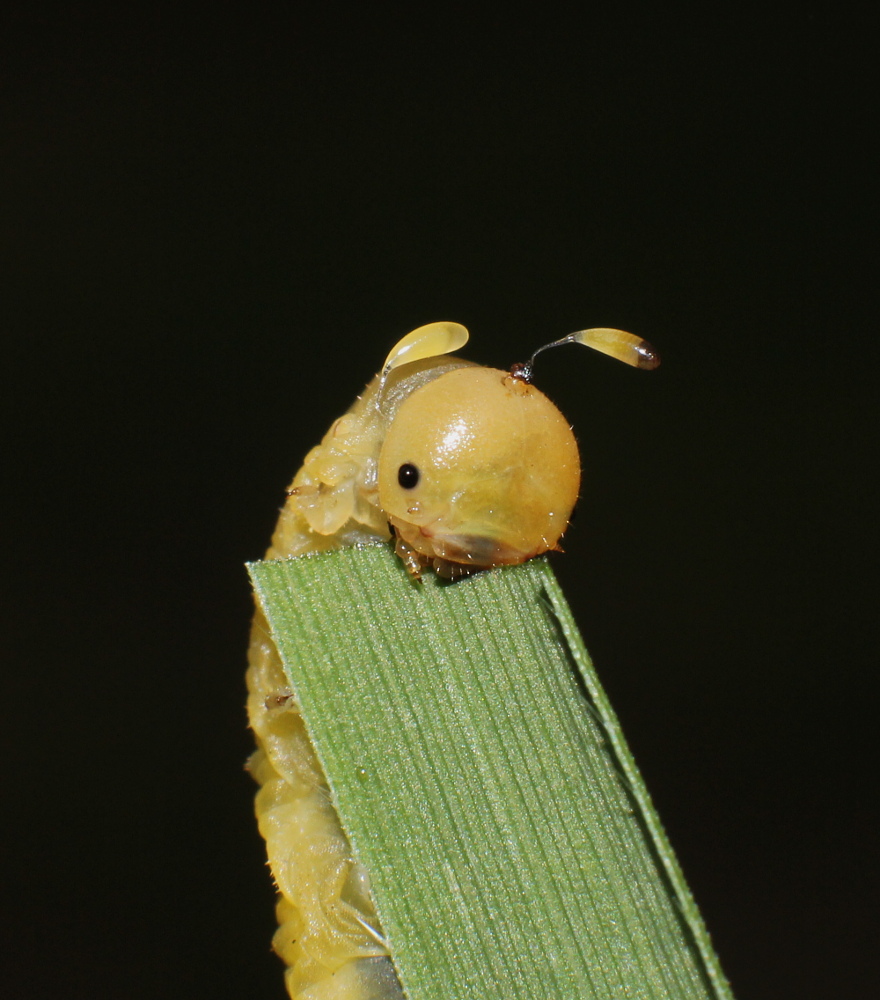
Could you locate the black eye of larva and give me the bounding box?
[397,463,420,489]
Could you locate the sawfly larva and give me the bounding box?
[247,321,659,998]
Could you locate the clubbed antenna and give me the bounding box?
[511,328,661,383]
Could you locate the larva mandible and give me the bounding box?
[246,321,659,999]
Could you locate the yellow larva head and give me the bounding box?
[376,322,660,573]
[378,366,580,569]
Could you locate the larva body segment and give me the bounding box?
[247,611,404,1000]
[247,351,471,999]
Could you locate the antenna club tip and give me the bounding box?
[635,341,661,370]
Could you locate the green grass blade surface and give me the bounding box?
[249,545,733,1000]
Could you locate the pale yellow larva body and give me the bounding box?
[247,616,405,1000]
[247,322,657,998]
[247,345,472,1000]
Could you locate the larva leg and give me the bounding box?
[390,532,425,580]
[247,611,404,999]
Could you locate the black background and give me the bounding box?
[2,5,876,999]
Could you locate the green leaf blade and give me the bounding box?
[249,545,733,1000]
